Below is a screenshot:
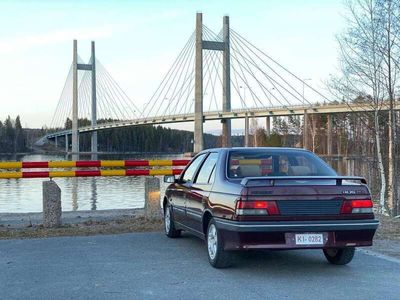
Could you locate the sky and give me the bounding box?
[0,0,346,131]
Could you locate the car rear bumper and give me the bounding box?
[214,218,379,251]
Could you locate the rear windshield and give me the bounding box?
[228,150,336,178]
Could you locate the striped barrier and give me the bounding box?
[231,159,273,165]
[0,159,190,169]
[0,168,183,179]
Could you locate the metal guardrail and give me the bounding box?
[0,159,190,179]
[0,159,190,169]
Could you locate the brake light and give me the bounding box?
[340,199,373,214]
[235,200,280,216]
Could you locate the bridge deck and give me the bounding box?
[46,102,399,138]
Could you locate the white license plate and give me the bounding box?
[295,233,324,245]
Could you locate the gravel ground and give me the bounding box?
[1,232,400,300]
[1,211,399,260]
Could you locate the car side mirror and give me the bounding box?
[163,175,177,183]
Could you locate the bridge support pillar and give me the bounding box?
[245,116,250,147]
[303,110,309,150]
[91,41,98,160]
[265,116,271,137]
[221,15,231,148]
[55,136,58,148]
[65,134,69,153]
[194,12,204,153]
[327,114,333,156]
[72,40,79,159]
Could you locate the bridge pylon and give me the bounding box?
[71,40,98,158]
[194,13,232,153]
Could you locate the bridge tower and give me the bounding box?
[194,13,231,153]
[71,40,97,157]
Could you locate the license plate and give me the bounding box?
[295,233,324,245]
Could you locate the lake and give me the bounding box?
[0,153,182,213]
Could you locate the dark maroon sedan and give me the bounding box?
[163,147,379,268]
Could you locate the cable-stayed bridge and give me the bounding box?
[45,13,399,155]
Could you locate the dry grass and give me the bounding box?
[375,214,400,241]
[0,216,163,239]
[1,214,398,241]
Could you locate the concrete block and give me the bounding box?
[144,177,162,219]
[42,180,62,228]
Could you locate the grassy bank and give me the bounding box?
[0,216,163,239]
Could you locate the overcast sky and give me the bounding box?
[0,0,345,130]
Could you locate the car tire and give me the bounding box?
[323,247,355,265]
[164,203,181,238]
[206,219,232,268]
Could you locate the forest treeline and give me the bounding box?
[57,118,247,153]
[0,116,26,153]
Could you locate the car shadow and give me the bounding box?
[177,233,355,275]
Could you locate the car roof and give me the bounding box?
[201,147,311,153]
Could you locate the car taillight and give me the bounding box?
[340,199,373,214]
[235,200,280,216]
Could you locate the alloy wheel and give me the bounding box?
[207,223,218,260]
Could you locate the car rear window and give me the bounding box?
[228,149,336,178]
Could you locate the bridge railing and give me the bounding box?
[0,159,190,179]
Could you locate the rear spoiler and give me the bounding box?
[240,176,367,187]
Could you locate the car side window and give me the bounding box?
[208,165,216,184]
[195,153,219,184]
[181,154,207,183]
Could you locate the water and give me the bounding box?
[0,153,380,213]
[0,153,182,213]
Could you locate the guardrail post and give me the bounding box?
[43,180,62,228]
[144,177,161,219]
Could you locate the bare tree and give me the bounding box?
[330,0,391,214]
[378,0,399,215]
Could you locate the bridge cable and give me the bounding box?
[144,31,195,118]
[147,31,195,118]
[230,36,297,107]
[230,36,280,107]
[97,66,128,120]
[97,60,140,118]
[157,34,195,118]
[231,29,331,103]
[160,34,196,117]
[231,31,311,106]
[203,28,223,111]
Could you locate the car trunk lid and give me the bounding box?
[238,176,371,219]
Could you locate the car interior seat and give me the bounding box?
[237,165,262,177]
[288,166,312,176]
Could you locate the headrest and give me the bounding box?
[238,165,262,177]
[288,166,312,176]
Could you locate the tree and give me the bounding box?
[330,0,400,215]
[15,115,25,152]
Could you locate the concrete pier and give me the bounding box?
[91,41,98,159]
[72,40,79,157]
[266,116,271,137]
[303,110,309,149]
[144,177,161,219]
[245,115,250,147]
[194,13,204,153]
[327,114,333,156]
[42,180,62,228]
[222,15,231,147]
